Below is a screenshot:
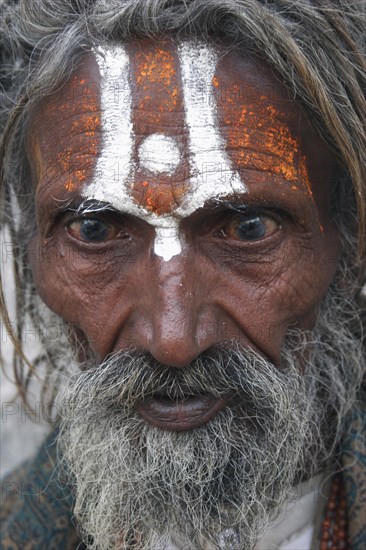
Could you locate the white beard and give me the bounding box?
[56,286,364,550]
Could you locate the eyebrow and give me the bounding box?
[57,196,263,225]
[57,198,120,216]
[219,201,250,212]
[210,198,252,212]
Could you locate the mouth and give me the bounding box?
[135,393,229,431]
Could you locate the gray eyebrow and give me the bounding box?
[66,199,120,215]
[210,199,251,212]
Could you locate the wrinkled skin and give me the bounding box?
[27,38,340,395]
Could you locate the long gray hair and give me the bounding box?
[0,0,365,403]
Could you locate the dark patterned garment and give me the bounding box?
[1,402,365,550]
[339,404,366,549]
[0,431,82,550]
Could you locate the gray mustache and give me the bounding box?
[71,347,301,410]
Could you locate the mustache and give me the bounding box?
[66,346,304,413]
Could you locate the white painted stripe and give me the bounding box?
[176,41,246,217]
[86,45,135,210]
[138,134,181,175]
[153,225,182,260]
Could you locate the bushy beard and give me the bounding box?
[57,289,364,550]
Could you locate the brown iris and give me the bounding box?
[68,218,117,243]
[218,213,279,242]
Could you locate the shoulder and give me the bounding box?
[0,433,82,550]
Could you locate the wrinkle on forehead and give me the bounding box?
[31,57,101,193]
[213,61,315,202]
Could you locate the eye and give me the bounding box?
[217,213,279,242]
[67,218,118,243]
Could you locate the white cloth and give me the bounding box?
[255,475,322,549]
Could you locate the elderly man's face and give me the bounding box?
[26,38,356,548]
[28,38,338,430]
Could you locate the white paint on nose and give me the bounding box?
[154,225,182,261]
[138,134,181,175]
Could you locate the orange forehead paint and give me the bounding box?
[213,76,314,199]
[134,47,178,123]
[129,43,188,215]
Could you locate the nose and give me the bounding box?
[126,255,221,367]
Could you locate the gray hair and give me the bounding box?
[0,0,365,401]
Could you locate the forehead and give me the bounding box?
[29,38,334,222]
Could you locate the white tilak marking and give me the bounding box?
[138,134,181,175]
[83,42,246,262]
[86,44,134,207]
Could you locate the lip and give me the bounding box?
[136,394,229,431]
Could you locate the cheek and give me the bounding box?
[28,238,85,321]
[206,231,340,361]
[27,237,121,332]
[27,234,149,356]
